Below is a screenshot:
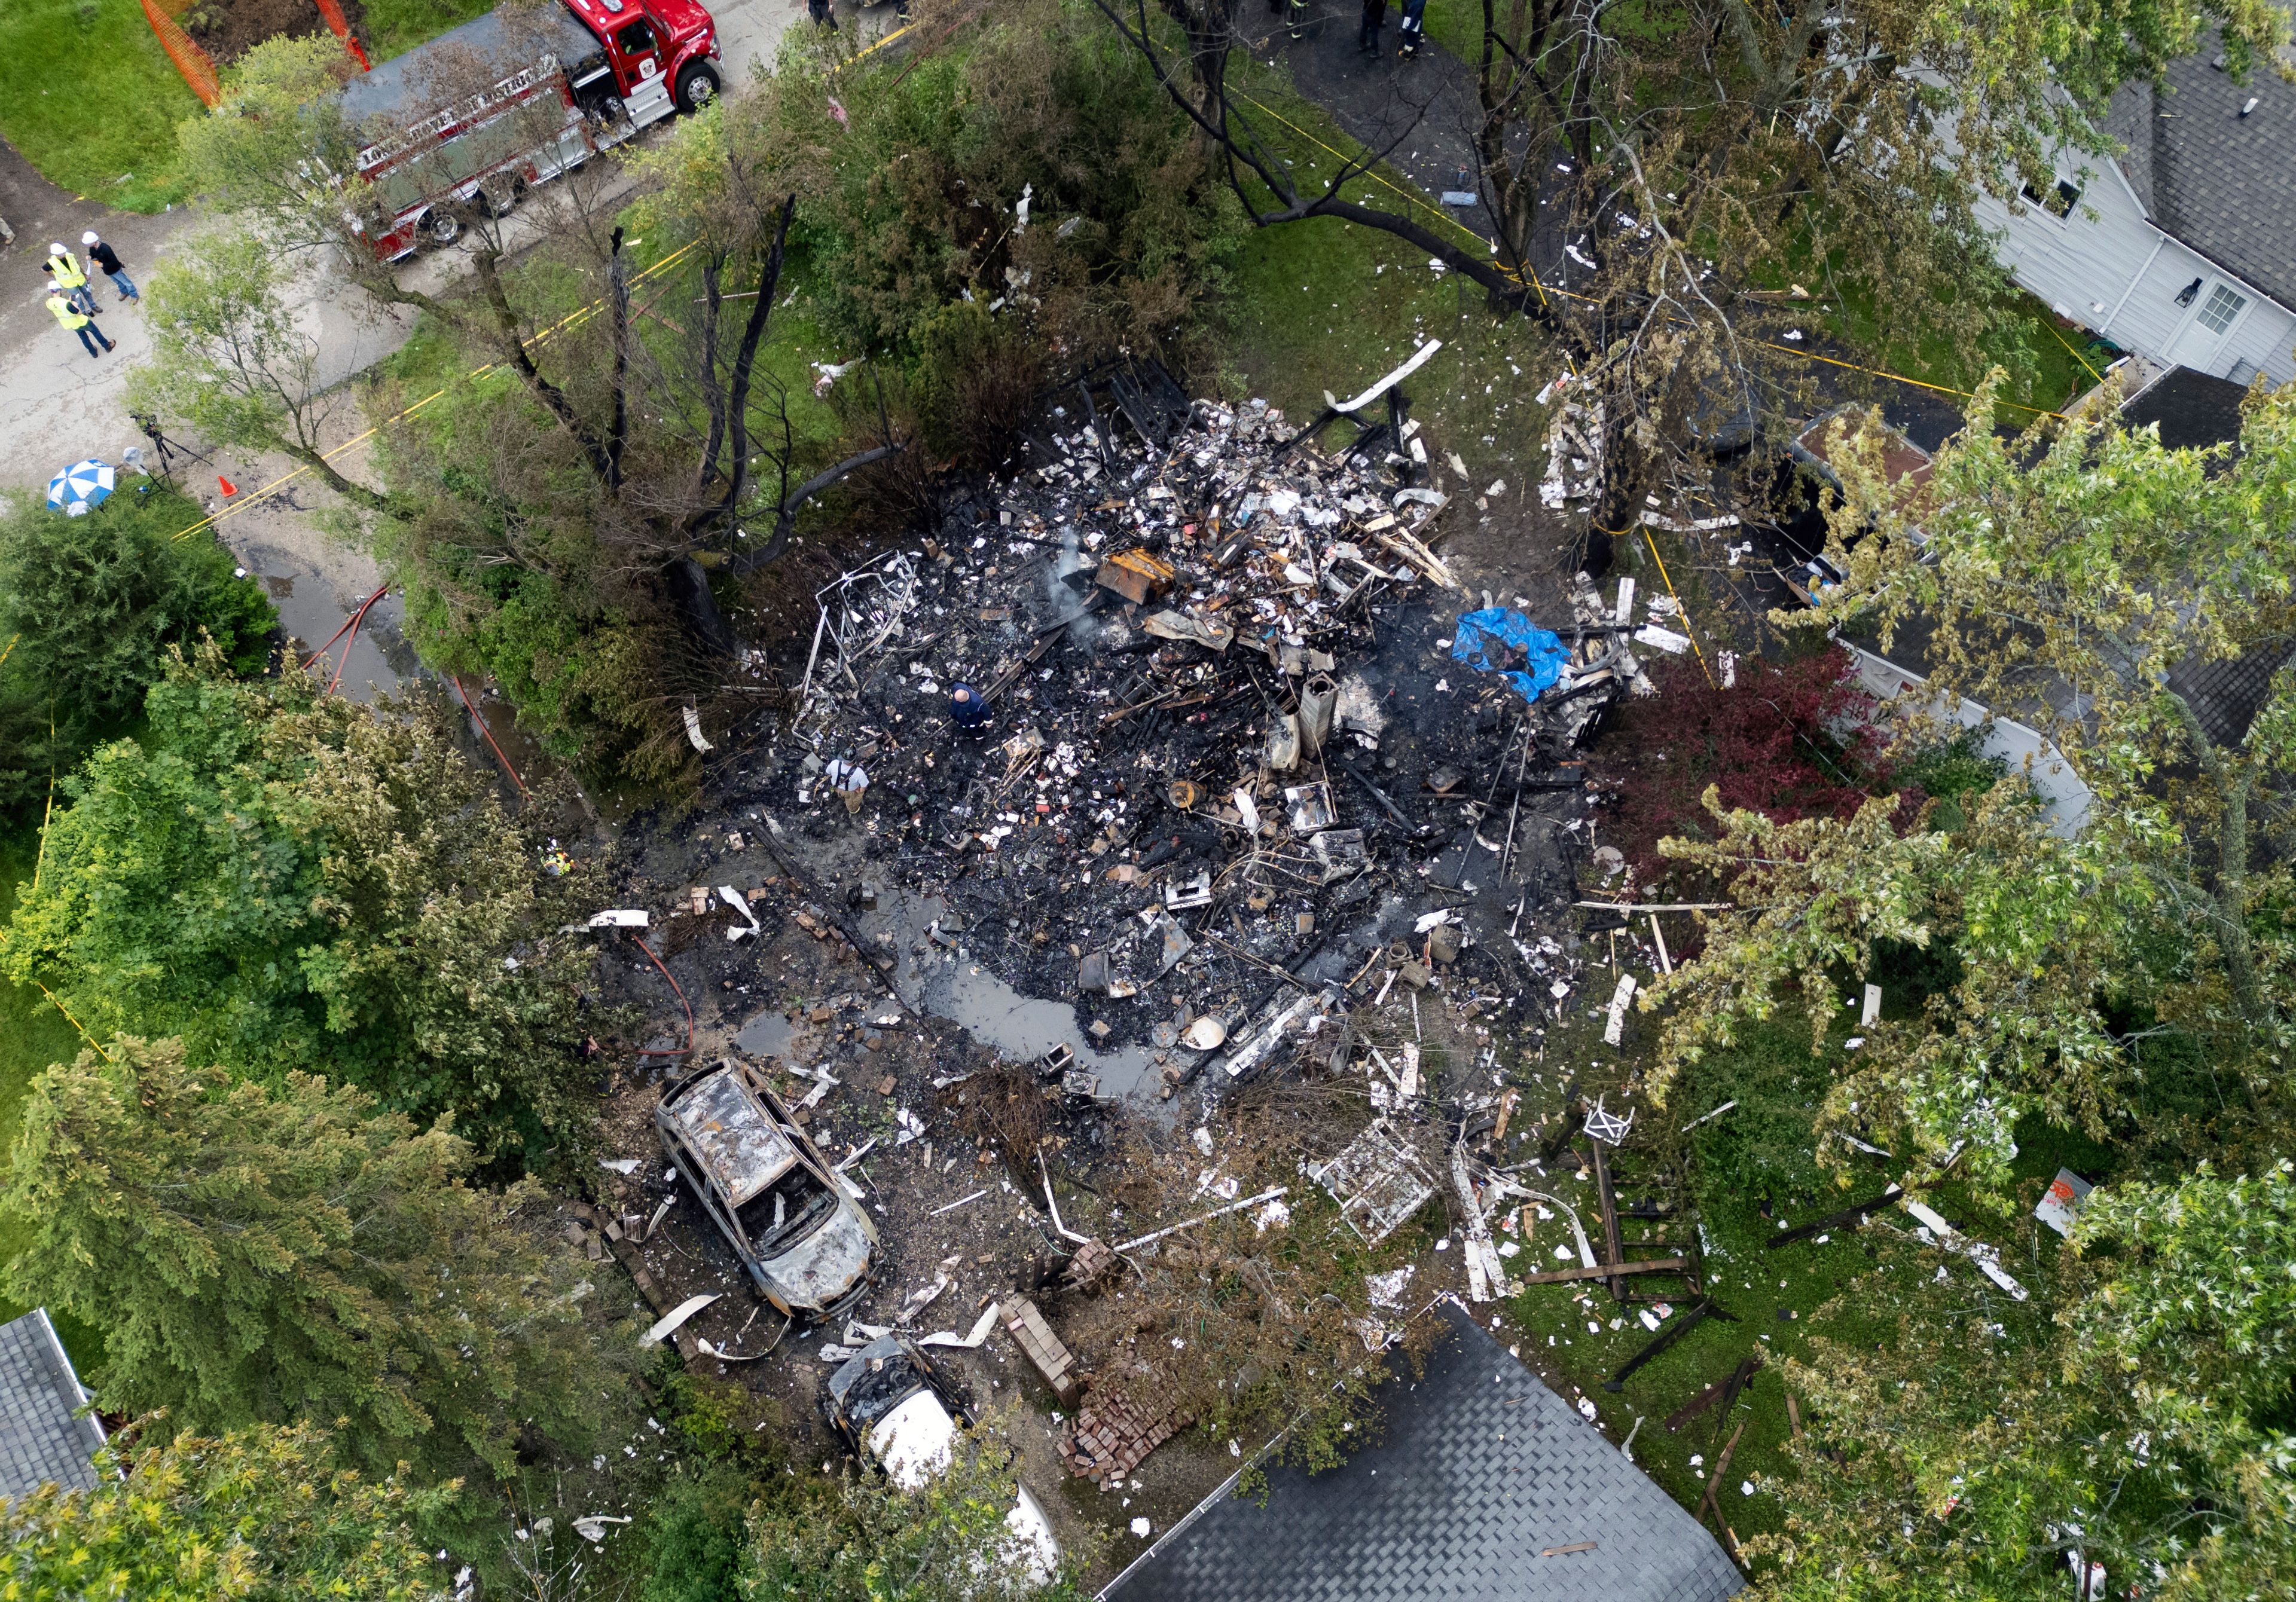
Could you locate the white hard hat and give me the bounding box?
[81,230,99,245]
[46,284,62,295]
[50,242,66,255]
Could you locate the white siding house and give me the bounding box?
[1974,48,2296,388]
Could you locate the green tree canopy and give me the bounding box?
[128,225,393,513]
[1644,378,2296,1191]
[743,1433,1088,1602]
[5,1035,619,1485]
[1760,1163,2296,1600]
[0,646,607,1163]
[0,485,272,809]
[1808,377,2296,1060]
[0,1418,447,1601]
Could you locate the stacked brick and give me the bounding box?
[1002,1296,1084,1404]
[1061,1238,1119,1291]
[1059,1386,1194,1488]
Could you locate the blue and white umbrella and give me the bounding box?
[46,458,115,518]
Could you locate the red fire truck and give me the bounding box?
[345,0,722,261]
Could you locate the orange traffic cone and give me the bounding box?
[218,475,238,496]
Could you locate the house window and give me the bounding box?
[2196,284,2247,335]
[2019,178,2083,215]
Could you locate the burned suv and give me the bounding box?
[655,1059,881,1321]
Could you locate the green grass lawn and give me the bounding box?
[0,825,106,1376]
[1216,79,1558,500]
[1492,996,2115,1564]
[0,0,201,212]
[363,0,500,61]
[1418,0,1483,63]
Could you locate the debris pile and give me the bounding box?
[767,368,1650,1093]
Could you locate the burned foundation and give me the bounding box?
[756,381,1665,1109]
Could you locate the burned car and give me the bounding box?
[655,1059,881,1321]
[828,1334,1059,1577]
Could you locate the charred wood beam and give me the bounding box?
[1603,1294,1732,1392]
[1764,1187,1904,1250]
[1590,1138,1628,1301]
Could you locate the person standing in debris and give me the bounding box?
[81,231,138,304]
[48,286,114,359]
[1359,0,1387,53]
[807,0,837,28]
[1396,0,1427,56]
[949,683,991,730]
[43,242,95,315]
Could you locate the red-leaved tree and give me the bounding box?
[1590,645,1891,894]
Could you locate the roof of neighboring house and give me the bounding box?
[2120,363,2251,452]
[1101,1304,1744,1602]
[2105,41,2296,309]
[2118,364,2295,748]
[0,1309,104,1502]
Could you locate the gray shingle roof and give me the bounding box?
[2106,39,2296,309]
[2120,365,2251,453]
[0,1310,104,1502]
[1103,1304,1744,1602]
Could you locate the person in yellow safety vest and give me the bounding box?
[48,286,114,360]
[44,242,94,315]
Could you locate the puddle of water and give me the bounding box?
[249,561,413,704]
[868,888,1170,1102]
[735,1008,797,1059]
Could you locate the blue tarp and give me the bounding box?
[1452,608,1569,703]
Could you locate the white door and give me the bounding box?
[2167,280,2251,375]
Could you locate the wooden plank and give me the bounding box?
[1668,1355,1761,1433]
[1711,1353,1762,1439]
[1589,1140,1627,1303]
[1695,1420,1748,1528]
[1518,1256,1689,1286]
[1665,1381,1726,1433]
[1541,1541,1599,1557]
[1605,1294,1730,1393]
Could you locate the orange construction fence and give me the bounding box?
[313,0,372,71]
[140,0,369,106]
[139,0,219,107]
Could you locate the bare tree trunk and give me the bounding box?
[729,443,907,576]
[2167,692,2270,1036]
[285,441,395,513]
[694,256,729,500]
[607,228,631,494]
[471,247,614,487]
[694,195,799,540]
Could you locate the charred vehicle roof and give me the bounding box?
[656,1060,880,1320]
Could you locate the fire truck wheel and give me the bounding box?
[423,211,460,247]
[675,63,720,114]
